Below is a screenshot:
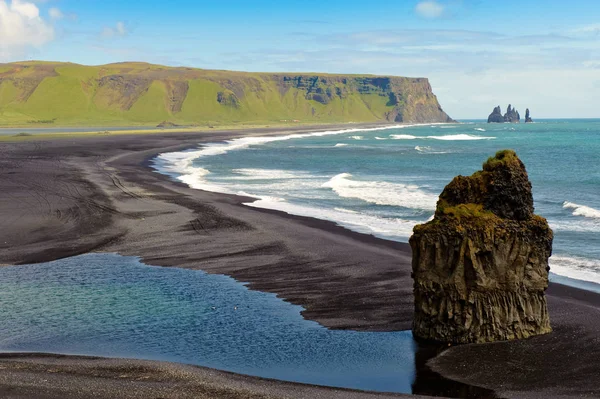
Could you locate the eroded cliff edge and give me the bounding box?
[0,61,453,125]
[410,150,553,344]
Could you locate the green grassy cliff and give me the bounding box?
[0,61,453,126]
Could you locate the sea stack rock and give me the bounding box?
[503,104,520,123]
[525,108,533,123]
[487,106,504,123]
[487,104,523,123]
[410,150,553,344]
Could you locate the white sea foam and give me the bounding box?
[178,168,235,194]
[220,170,327,197]
[334,143,348,147]
[550,255,600,284]
[321,173,438,210]
[230,169,310,180]
[563,201,600,219]
[245,195,420,240]
[334,207,360,214]
[414,146,450,154]
[549,219,600,233]
[390,134,417,140]
[157,124,418,171]
[390,133,494,141]
[153,122,446,242]
[375,137,387,140]
[474,128,486,132]
[426,134,494,141]
[349,135,363,140]
[155,124,422,191]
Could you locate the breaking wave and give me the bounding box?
[245,195,421,240]
[390,134,417,140]
[550,255,600,284]
[426,134,494,141]
[322,173,438,210]
[563,201,600,219]
[155,124,415,190]
[230,169,310,180]
[415,146,450,154]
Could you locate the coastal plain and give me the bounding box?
[0,125,599,398]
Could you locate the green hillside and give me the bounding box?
[0,61,453,127]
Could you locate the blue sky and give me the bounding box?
[1,0,600,119]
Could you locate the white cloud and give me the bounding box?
[0,0,54,60]
[572,23,600,37]
[415,1,445,19]
[583,60,600,68]
[102,21,128,38]
[48,7,62,19]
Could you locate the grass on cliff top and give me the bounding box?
[413,201,499,235]
[0,61,417,127]
[436,201,497,221]
[483,149,520,170]
[1,60,417,81]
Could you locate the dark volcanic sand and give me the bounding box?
[0,353,425,399]
[0,124,599,398]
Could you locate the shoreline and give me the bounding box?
[0,353,421,399]
[152,124,600,290]
[1,123,600,398]
[0,121,399,141]
[151,122,445,242]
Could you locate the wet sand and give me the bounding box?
[0,124,599,398]
[0,353,421,399]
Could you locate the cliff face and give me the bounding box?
[0,62,453,126]
[410,150,553,344]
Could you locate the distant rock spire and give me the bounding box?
[487,104,522,123]
[487,106,504,123]
[525,108,533,123]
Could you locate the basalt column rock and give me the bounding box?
[487,106,504,123]
[503,104,520,123]
[525,108,533,123]
[410,150,553,344]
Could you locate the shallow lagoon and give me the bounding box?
[0,253,417,393]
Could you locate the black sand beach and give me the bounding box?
[1,125,599,398]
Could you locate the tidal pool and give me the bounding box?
[0,253,417,393]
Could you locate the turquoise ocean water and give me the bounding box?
[157,120,600,285]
